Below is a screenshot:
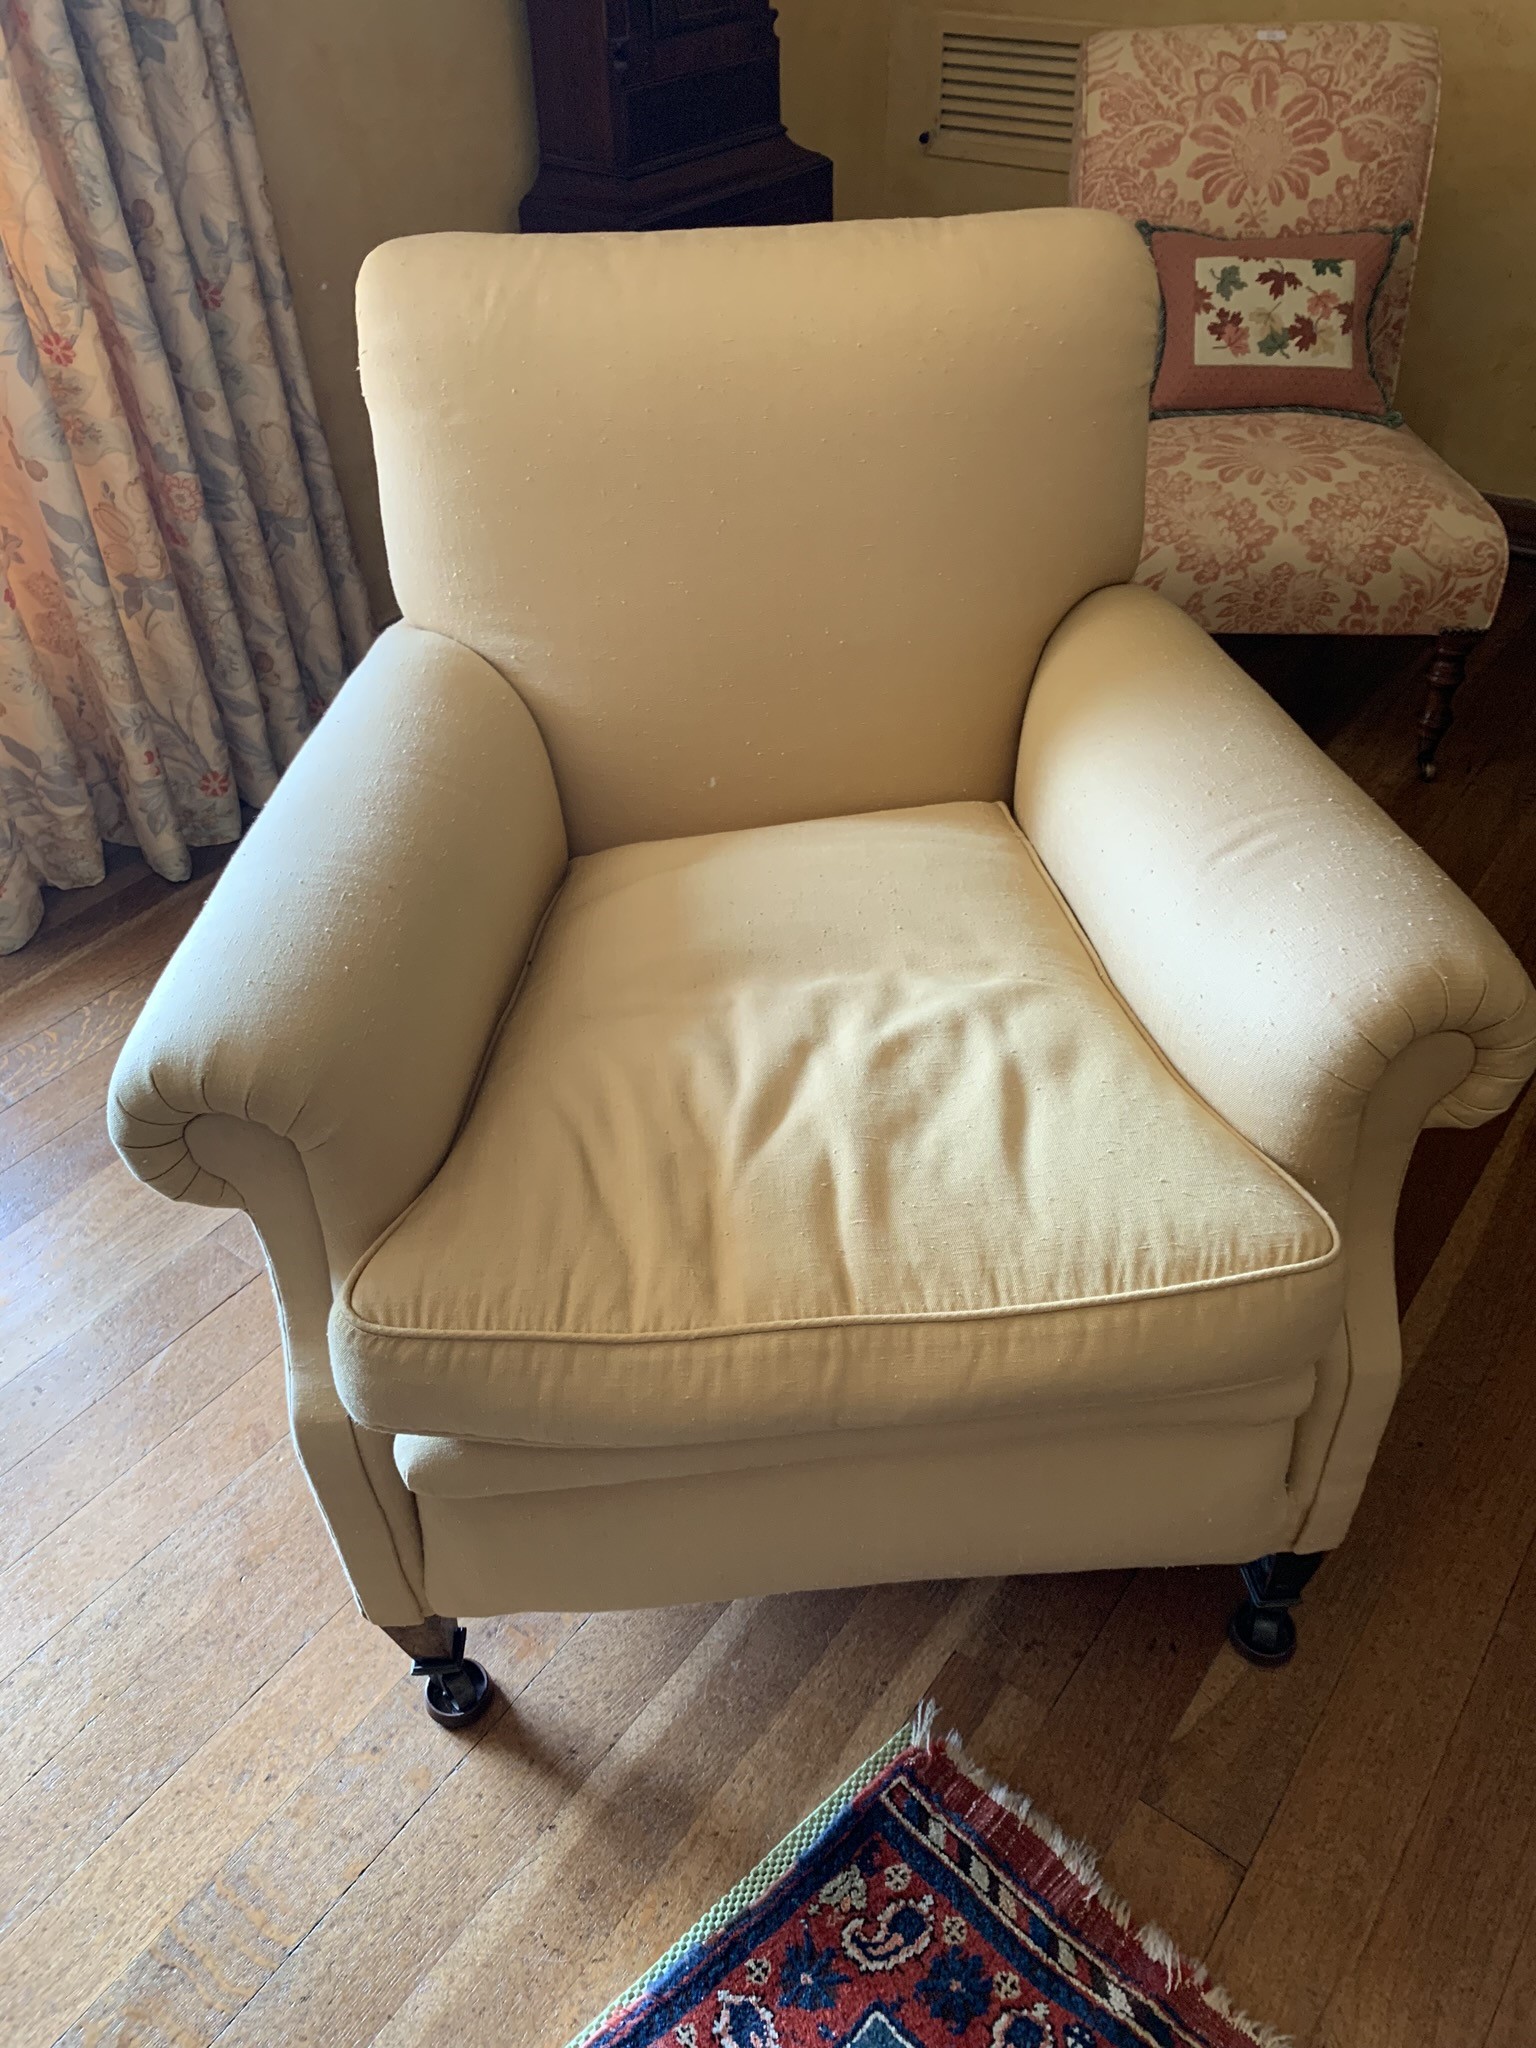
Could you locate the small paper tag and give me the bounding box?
[1256,27,1288,39]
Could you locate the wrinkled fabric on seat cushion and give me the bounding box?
[332,802,1341,1447]
[1136,413,1507,634]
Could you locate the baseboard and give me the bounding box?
[1488,493,1536,558]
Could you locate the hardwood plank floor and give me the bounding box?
[1,576,1532,2046]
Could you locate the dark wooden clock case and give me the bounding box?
[519,0,833,232]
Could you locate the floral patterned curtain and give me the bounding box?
[0,0,372,952]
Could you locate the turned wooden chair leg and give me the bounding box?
[381,1614,494,1728]
[1417,629,1479,781]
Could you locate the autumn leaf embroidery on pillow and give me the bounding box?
[1138,222,1409,422]
[1194,256,1357,368]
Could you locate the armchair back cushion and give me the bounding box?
[357,210,1158,853]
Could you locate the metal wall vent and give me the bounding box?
[923,14,1095,173]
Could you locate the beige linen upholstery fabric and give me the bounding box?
[108,212,1536,1628]
[109,624,567,1617]
[356,211,1157,852]
[394,1371,1317,1497]
[1016,587,1536,1211]
[110,624,567,1281]
[1017,583,1536,1545]
[414,1420,1303,1617]
[334,802,1340,1447]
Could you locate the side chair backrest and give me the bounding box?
[358,210,1157,854]
[1071,21,1440,402]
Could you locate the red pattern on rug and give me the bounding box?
[577,1736,1280,2048]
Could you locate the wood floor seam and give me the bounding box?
[0,1336,284,1577]
[0,1273,275,1498]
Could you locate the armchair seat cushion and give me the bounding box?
[332,802,1342,1450]
[1136,413,1508,634]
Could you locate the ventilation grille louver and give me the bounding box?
[923,15,1094,173]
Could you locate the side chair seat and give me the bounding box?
[1136,412,1508,636]
[333,800,1341,1460]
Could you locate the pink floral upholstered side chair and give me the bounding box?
[1072,22,1507,777]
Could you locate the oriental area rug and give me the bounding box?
[568,1710,1285,2048]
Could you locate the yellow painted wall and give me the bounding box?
[775,0,894,222]
[224,0,539,618]
[779,0,1536,499]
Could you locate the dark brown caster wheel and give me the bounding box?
[1228,1598,1297,1667]
[410,1626,494,1729]
[1227,1551,1325,1670]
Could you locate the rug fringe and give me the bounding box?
[567,1705,1288,2048]
[939,1726,1291,2048]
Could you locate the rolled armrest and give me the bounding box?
[110,623,568,1278]
[1015,584,1535,1209]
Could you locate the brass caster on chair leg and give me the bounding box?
[411,1626,493,1729]
[1228,1551,1325,1670]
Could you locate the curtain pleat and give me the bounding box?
[0,0,371,951]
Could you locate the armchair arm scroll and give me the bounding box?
[109,622,567,1279]
[1015,585,1536,1217]
[108,623,566,1626]
[1016,585,1535,1550]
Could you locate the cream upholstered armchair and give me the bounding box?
[1072,22,1508,778]
[110,213,1535,1727]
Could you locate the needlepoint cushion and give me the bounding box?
[1140,225,1407,422]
